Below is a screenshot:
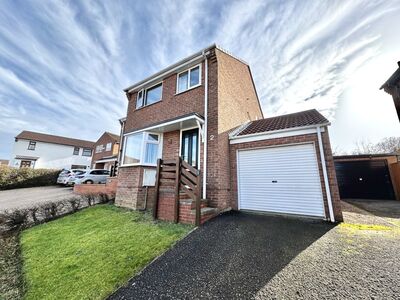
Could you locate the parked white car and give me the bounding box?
[57,169,86,186]
[69,169,110,185]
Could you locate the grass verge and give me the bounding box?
[20,205,192,300]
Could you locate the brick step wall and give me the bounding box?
[157,189,218,225]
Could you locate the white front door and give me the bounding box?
[237,143,325,218]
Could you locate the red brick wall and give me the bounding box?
[73,177,118,197]
[229,129,343,222]
[162,131,180,159]
[124,62,206,133]
[204,49,264,209]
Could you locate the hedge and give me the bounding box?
[0,165,61,190]
[0,194,115,236]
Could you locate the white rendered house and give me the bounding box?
[9,131,95,169]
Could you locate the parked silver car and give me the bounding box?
[57,169,86,186]
[70,169,110,185]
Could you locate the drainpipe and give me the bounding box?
[118,119,126,166]
[316,126,335,222]
[202,51,209,199]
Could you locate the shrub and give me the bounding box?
[68,197,81,212]
[0,209,29,234]
[40,202,64,222]
[29,206,40,224]
[0,165,60,190]
[0,193,115,235]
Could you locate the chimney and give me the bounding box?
[398,61,400,68]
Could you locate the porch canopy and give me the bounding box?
[95,155,118,164]
[125,113,204,135]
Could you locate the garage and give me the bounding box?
[334,154,399,200]
[229,109,343,222]
[237,143,325,217]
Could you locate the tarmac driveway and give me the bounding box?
[0,186,74,211]
[110,212,334,299]
[344,198,400,220]
[110,209,400,299]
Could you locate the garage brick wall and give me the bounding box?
[229,128,343,222]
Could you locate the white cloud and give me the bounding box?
[0,0,399,158]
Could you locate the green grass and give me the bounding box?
[20,205,192,300]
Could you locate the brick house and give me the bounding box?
[381,61,400,121]
[91,132,120,171]
[115,44,342,224]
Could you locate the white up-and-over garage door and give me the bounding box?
[237,143,326,218]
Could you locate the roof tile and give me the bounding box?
[237,109,329,136]
[16,131,95,148]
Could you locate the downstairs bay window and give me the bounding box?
[122,132,161,166]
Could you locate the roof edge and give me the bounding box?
[123,44,250,94]
[229,122,331,140]
[229,121,252,138]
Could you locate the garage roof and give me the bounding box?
[236,109,329,136]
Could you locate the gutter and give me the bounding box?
[316,126,335,222]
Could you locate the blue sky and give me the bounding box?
[0,0,400,159]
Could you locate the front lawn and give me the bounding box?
[20,205,192,300]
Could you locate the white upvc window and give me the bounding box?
[95,144,104,153]
[177,64,201,94]
[136,82,163,109]
[122,132,162,166]
[106,142,112,151]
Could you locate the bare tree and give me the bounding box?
[352,140,376,155]
[351,137,400,154]
[374,137,400,153]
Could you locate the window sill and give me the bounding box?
[175,84,202,96]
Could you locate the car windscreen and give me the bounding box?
[73,170,85,175]
[59,170,70,175]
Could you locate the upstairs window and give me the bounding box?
[28,141,36,150]
[136,83,163,109]
[106,142,112,151]
[95,145,104,153]
[82,148,92,157]
[177,64,201,93]
[122,132,161,166]
[73,147,80,155]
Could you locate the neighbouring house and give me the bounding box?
[381,61,400,121]
[91,132,120,171]
[9,130,94,169]
[0,159,9,165]
[334,153,400,201]
[115,44,342,225]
